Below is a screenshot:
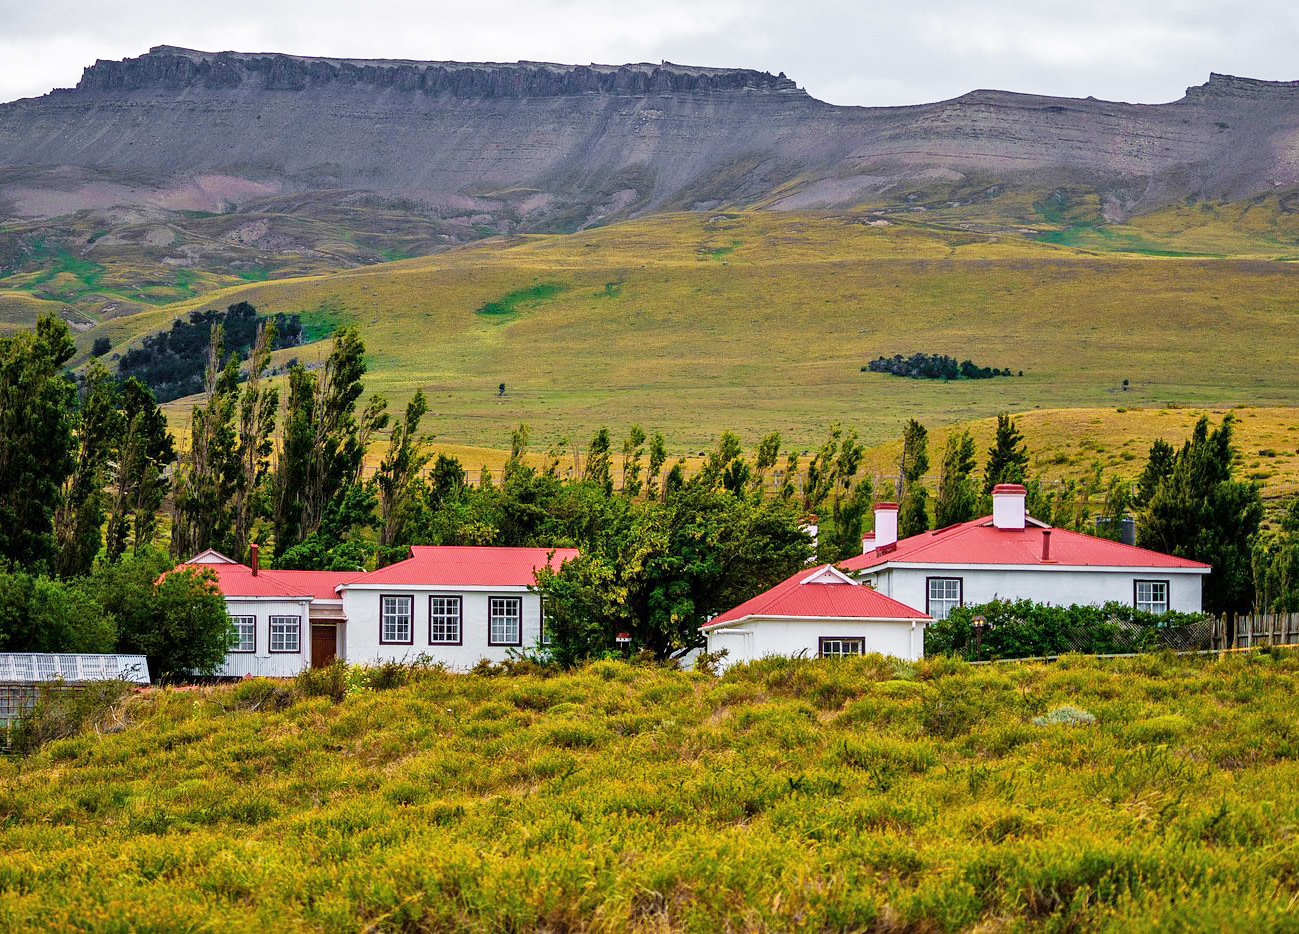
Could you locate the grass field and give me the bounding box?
[5,652,1299,930]
[80,209,1298,460]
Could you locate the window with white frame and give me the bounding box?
[927,578,962,620]
[540,599,552,645]
[489,596,523,645]
[269,616,300,653]
[819,638,865,658]
[381,595,413,644]
[428,596,462,644]
[1135,580,1169,615]
[231,615,255,653]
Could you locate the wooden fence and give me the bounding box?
[1229,613,1299,649]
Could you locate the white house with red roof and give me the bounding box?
[702,564,931,666]
[841,484,1210,621]
[178,545,578,676]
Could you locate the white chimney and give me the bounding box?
[992,484,1027,530]
[873,502,899,549]
[861,532,875,554]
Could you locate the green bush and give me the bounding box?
[925,598,1210,661]
[6,681,132,754]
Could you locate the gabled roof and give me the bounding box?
[331,545,580,589]
[176,545,580,600]
[840,516,1211,573]
[704,564,930,630]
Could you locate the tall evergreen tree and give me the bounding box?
[52,363,123,577]
[645,432,668,502]
[935,430,978,527]
[1134,438,1175,507]
[982,414,1030,494]
[171,325,239,559]
[898,419,931,536]
[374,390,430,547]
[1138,416,1263,616]
[272,328,387,556]
[105,378,175,560]
[231,320,278,561]
[0,314,76,571]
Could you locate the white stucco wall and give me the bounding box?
[341,586,544,669]
[705,616,926,668]
[860,566,1204,616]
[216,597,313,677]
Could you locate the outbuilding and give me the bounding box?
[702,563,931,667]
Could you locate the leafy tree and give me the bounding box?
[1253,497,1299,612]
[86,550,232,681]
[583,427,613,495]
[104,378,175,560]
[1138,416,1263,616]
[0,570,115,653]
[374,391,431,547]
[91,336,111,357]
[231,320,279,561]
[52,363,123,577]
[272,328,387,556]
[0,314,77,571]
[645,432,667,501]
[898,419,930,537]
[171,323,239,559]
[825,477,873,562]
[935,430,978,527]
[1134,438,1175,507]
[1094,476,1134,542]
[982,414,1029,494]
[619,425,647,496]
[752,432,781,495]
[537,485,811,661]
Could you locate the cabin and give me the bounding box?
[840,485,1210,619]
[177,545,578,675]
[702,564,930,668]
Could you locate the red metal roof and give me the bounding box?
[176,545,579,598]
[343,546,580,588]
[841,517,1211,572]
[704,565,930,629]
[171,563,316,599]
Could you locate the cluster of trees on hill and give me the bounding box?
[0,315,229,679]
[865,353,1017,381]
[118,301,302,402]
[2,310,1297,674]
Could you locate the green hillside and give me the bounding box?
[5,653,1299,930]
[76,209,1299,455]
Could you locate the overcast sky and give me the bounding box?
[3,0,1298,107]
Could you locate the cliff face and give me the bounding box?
[1,46,1297,228]
[72,46,803,97]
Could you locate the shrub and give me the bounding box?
[1032,705,1097,727]
[6,680,132,754]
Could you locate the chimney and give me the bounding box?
[861,532,875,554]
[1041,529,1052,561]
[873,502,899,549]
[991,484,1027,530]
[250,543,259,576]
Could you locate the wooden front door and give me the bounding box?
[311,625,338,668]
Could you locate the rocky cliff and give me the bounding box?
[1,46,1297,230]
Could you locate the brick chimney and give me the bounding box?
[1041,528,1052,561]
[249,543,260,576]
[873,502,899,549]
[991,484,1027,530]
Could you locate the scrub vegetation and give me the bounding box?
[5,651,1299,930]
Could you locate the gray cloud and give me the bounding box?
[1,0,1297,106]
